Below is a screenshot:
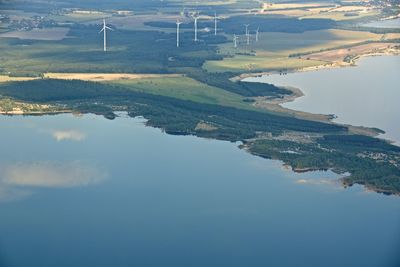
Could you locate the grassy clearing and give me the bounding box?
[107,76,252,109]
[204,55,325,72]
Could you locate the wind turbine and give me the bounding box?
[244,24,250,45]
[255,27,259,42]
[214,12,218,36]
[244,24,250,36]
[192,13,199,42]
[233,34,238,48]
[99,18,113,52]
[176,19,182,48]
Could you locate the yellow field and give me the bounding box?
[302,10,380,21]
[43,73,183,82]
[0,73,183,83]
[260,2,381,21]
[0,76,38,83]
[383,33,400,40]
[261,2,331,11]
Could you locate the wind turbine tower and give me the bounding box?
[193,14,199,42]
[214,12,218,36]
[99,18,112,52]
[244,24,250,36]
[176,19,182,47]
[255,27,259,42]
[233,34,238,48]
[244,24,250,45]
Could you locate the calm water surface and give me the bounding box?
[246,56,400,144]
[0,114,399,267]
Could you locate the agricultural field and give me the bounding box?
[306,42,398,63]
[260,2,381,21]
[303,10,380,21]
[204,29,386,72]
[48,12,111,23]
[204,55,325,72]
[0,75,38,82]
[0,27,70,40]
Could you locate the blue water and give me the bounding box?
[246,56,400,144]
[0,114,399,267]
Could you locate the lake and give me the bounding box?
[245,56,400,144]
[0,113,399,267]
[361,18,400,28]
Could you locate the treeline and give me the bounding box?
[248,137,400,195]
[319,135,400,153]
[185,70,292,97]
[0,79,345,141]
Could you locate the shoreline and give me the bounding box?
[235,48,400,81]
[240,51,400,137]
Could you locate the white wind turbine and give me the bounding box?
[176,19,182,48]
[244,24,250,36]
[233,34,238,48]
[244,24,250,45]
[99,18,113,52]
[255,27,259,42]
[214,12,218,36]
[192,12,200,42]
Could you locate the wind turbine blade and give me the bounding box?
[99,28,104,33]
[105,26,113,30]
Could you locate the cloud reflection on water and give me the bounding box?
[51,130,87,142]
[0,161,107,201]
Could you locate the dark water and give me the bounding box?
[0,114,399,267]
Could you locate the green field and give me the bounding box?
[204,55,325,72]
[107,76,252,109]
